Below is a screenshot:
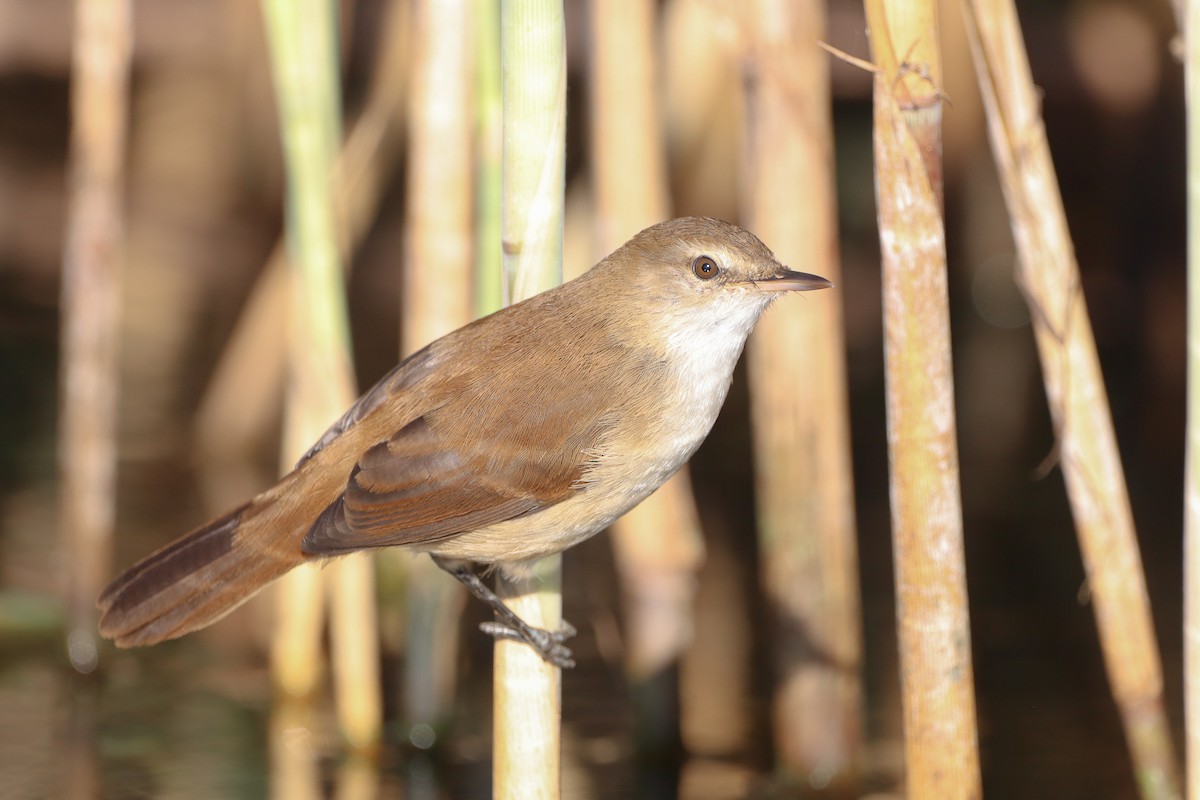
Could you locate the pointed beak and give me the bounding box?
[745,266,834,292]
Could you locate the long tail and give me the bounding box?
[97,485,313,647]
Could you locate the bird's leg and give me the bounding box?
[432,556,576,669]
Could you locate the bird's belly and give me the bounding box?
[418,458,677,572]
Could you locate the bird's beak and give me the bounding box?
[744,266,834,292]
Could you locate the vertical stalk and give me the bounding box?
[865,0,982,796]
[329,548,382,750]
[741,0,862,789]
[1189,0,1200,793]
[590,0,669,237]
[59,0,132,675]
[261,0,381,749]
[963,0,1182,796]
[405,0,474,347]
[269,698,322,800]
[588,0,705,749]
[402,0,474,738]
[474,0,504,319]
[495,1,566,797]
[500,0,565,302]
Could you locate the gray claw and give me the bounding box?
[478,620,577,669]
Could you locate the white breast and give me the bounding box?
[657,289,771,454]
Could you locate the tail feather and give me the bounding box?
[98,496,309,647]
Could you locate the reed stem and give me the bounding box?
[494,1,566,796]
[742,0,862,788]
[401,0,475,740]
[60,0,132,675]
[865,0,982,794]
[1188,0,1200,794]
[963,0,1182,795]
[589,0,705,739]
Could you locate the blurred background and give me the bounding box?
[0,0,1186,797]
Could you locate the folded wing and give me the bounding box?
[302,413,582,553]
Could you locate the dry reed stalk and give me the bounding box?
[659,0,757,766]
[268,546,325,698]
[401,0,475,735]
[871,0,943,201]
[404,0,474,347]
[59,0,131,675]
[589,0,706,691]
[474,0,503,318]
[963,1,1182,796]
[269,697,322,800]
[864,0,982,795]
[328,552,382,751]
[495,558,564,798]
[334,753,379,800]
[661,0,744,224]
[740,0,862,788]
[494,1,566,797]
[590,0,669,245]
[260,0,381,748]
[500,0,565,303]
[1189,1,1200,796]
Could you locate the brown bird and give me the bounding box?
[97,217,831,667]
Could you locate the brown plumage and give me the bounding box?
[97,217,831,660]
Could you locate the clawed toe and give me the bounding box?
[478,619,577,669]
[433,557,580,669]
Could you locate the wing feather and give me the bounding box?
[302,415,565,553]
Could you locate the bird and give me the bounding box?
[97,216,832,668]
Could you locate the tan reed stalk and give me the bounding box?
[494,1,567,797]
[963,1,1182,796]
[269,696,322,800]
[1189,1,1200,795]
[589,0,707,716]
[740,0,862,789]
[401,0,475,736]
[59,0,132,675]
[864,0,982,795]
[474,0,503,318]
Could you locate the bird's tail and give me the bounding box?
[97,486,312,647]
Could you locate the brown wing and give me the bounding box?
[302,413,582,554]
[300,290,649,555]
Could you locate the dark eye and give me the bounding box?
[692,255,719,280]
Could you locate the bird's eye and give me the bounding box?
[692,255,719,280]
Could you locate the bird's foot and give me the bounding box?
[480,619,577,669]
[431,556,578,669]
